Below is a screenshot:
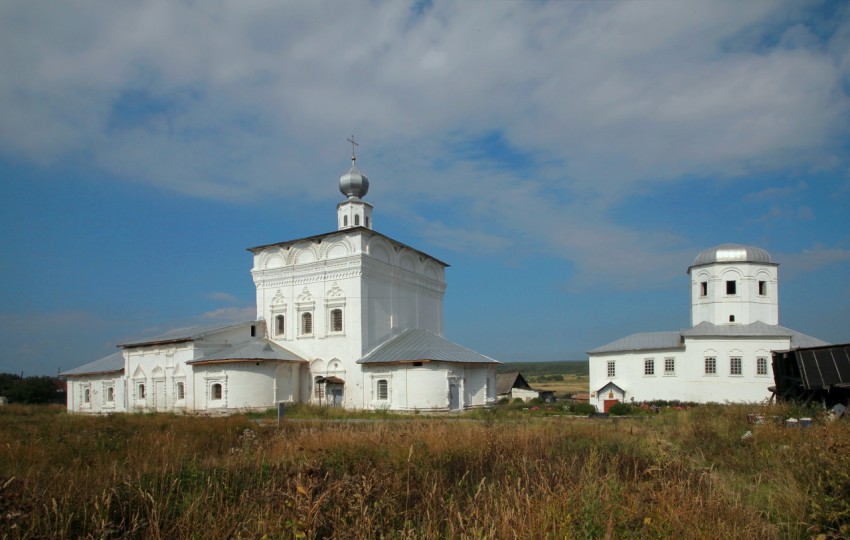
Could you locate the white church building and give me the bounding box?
[588,244,828,412]
[62,149,499,414]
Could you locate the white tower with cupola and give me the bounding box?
[688,244,779,326]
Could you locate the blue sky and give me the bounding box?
[1,1,849,375]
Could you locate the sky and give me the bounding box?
[1,0,849,376]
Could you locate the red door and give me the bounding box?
[603,399,619,413]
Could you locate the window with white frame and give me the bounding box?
[644,358,655,376]
[377,379,389,400]
[83,387,91,404]
[700,281,708,297]
[106,386,114,403]
[606,361,616,378]
[664,357,675,375]
[705,357,716,375]
[211,383,223,400]
[758,281,767,296]
[730,357,742,376]
[757,356,768,376]
[138,383,146,400]
[275,315,285,337]
[726,280,736,295]
[176,382,185,400]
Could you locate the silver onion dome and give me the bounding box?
[339,161,369,199]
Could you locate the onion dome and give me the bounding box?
[691,244,772,267]
[339,160,369,199]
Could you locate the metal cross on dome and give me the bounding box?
[347,135,358,164]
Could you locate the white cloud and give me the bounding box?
[1,0,848,288]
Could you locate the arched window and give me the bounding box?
[83,388,90,403]
[344,215,348,227]
[377,379,388,400]
[354,215,360,226]
[176,382,185,400]
[211,383,222,400]
[301,312,313,335]
[276,314,285,336]
[138,384,146,399]
[331,308,343,332]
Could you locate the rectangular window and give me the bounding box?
[726,280,736,295]
[757,357,768,375]
[700,281,708,297]
[644,358,655,376]
[330,308,343,332]
[704,357,716,375]
[607,361,616,378]
[377,379,388,400]
[664,357,675,375]
[106,386,114,402]
[758,281,767,296]
[730,357,742,376]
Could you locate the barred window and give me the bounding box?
[730,357,742,376]
[211,383,223,400]
[176,382,185,400]
[606,361,616,378]
[330,308,343,332]
[84,388,90,403]
[664,357,675,375]
[377,379,388,400]
[138,384,146,399]
[644,358,655,376]
[705,357,716,375]
[106,386,114,402]
[301,312,313,335]
[757,357,768,376]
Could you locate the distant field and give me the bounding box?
[498,360,589,396]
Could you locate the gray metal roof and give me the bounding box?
[189,338,306,364]
[683,321,829,348]
[588,331,684,354]
[690,244,774,269]
[357,329,499,365]
[118,321,257,348]
[60,351,125,377]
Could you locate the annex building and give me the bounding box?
[588,244,828,412]
[62,149,499,414]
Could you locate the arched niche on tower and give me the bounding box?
[424,260,441,281]
[321,238,354,260]
[399,251,417,273]
[367,237,392,263]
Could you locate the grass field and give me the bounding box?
[1,402,849,539]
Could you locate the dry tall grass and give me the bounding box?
[1,403,848,539]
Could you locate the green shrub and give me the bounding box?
[608,403,633,416]
[570,403,596,416]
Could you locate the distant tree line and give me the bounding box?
[0,373,62,404]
